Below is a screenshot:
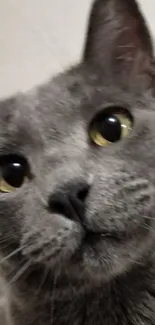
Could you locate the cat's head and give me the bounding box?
[0,0,155,284]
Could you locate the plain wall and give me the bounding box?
[0,0,154,98]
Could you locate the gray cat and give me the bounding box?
[0,0,155,324]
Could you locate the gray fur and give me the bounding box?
[1,0,155,324]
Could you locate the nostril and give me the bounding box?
[52,201,66,215]
[48,193,70,216]
[77,185,90,202]
[48,193,81,223]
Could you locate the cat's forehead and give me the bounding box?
[33,66,155,121]
[0,65,154,143]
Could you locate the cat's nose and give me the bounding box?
[48,181,90,223]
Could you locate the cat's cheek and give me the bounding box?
[78,229,153,282]
[21,218,84,267]
[47,222,84,266]
[84,173,154,236]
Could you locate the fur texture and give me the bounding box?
[0,0,155,324]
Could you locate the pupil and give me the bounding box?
[99,115,121,142]
[3,162,25,187]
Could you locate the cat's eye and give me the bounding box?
[0,155,30,193]
[89,107,133,147]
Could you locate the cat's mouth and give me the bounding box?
[84,231,121,244]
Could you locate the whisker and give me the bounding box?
[0,237,14,244]
[127,258,144,266]
[0,246,24,265]
[0,238,9,243]
[50,268,59,324]
[144,216,155,221]
[36,267,49,294]
[9,260,31,284]
[141,224,155,232]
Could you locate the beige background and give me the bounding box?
[0,0,155,98]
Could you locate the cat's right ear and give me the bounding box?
[84,0,154,88]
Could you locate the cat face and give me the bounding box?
[0,0,155,284]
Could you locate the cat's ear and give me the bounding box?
[84,0,154,87]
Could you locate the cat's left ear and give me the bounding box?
[84,0,154,88]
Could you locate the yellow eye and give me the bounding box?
[0,155,29,193]
[89,109,133,147]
